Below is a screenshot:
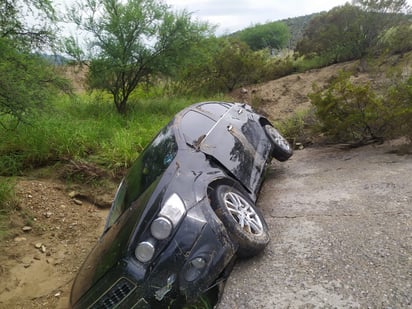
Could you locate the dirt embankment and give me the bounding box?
[0,180,109,308]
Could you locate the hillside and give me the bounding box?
[231,53,412,123]
[231,61,355,122]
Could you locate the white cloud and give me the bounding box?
[165,0,352,34]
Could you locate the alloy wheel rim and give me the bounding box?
[223,191,263,235]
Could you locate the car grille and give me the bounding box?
[90,277,136,309]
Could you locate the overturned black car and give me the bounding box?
[70,101,293,308]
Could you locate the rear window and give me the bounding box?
[181,111,215,145]
[196,102,230,118]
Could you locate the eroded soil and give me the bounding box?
[0,180,109,308]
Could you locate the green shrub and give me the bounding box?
[309,71,412,143]
[0,178,17,238]
[262,56,296,81]
[275,108,319,145]
[386,75,412,141]
[294,55,332,72]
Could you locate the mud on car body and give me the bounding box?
[70,101,293,308]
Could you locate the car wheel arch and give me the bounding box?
[207,179,269,258]
[207,178,249,209]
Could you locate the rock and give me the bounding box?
[73,198,83,205]
[295,142,304,150]
[44,211,52,218]
[68,191,77,198]
[41,245,47,253]
[22,226,32,232]
[14,237,27,242]
[35,243,42,249]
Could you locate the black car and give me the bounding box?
[70,101,292,308]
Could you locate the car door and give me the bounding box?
[198,105,271,193]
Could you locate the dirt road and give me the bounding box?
[217,141,412,308]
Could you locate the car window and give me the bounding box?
[197,102,230,118]
[181,111,215,145]
[106,124,177,229]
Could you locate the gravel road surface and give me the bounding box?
[217,142,412,308]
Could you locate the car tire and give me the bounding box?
[211,185,269,258]
[263,125,293,161]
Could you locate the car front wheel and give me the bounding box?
[263,125,293,161]
[211,185,269,258]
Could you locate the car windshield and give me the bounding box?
[105,124,178,229]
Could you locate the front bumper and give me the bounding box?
[71,207,236,309]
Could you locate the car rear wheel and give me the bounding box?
[263,125,293,161]
[211,185,269,258]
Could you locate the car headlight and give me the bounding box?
[150,193,185,240]
[135,241,155,263]
[158,193,185,226]
[135,194,185,264]
[150,217,173,240]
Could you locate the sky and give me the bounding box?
[164,0,352,35]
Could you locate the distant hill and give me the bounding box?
[280,14,320,49]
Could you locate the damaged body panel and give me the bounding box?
[70,101,293,308]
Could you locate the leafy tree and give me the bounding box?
[211,39,267,91]
[0,0,67,127]
[351,0,412,55]
[296,4,365,63]
[234,22,290,51]
[296,1,412,63]
[379,24,412,55]
[172,38,268,94]
[167,36,221,95]
[0,38,68,127]
[0,0,56,49]
[65,0,212,114]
